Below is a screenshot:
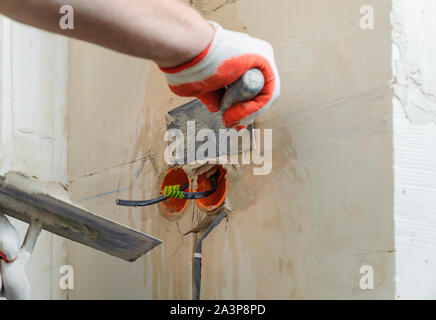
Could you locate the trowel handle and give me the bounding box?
[21,219,42,255]
[220,68,265,113]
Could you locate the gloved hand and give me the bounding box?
[0,214,31,300]
[0,214,20,263]
[160,22,280,129]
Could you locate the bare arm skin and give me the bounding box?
[0,0,214,67]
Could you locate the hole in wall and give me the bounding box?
[195,165,229,211]
[160,168,191,218]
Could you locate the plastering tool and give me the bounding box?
[166,68,265,163]
[0,172,162,262]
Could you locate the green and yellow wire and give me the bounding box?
[162,185,185,199]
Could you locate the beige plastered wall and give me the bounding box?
[67,0,394,299]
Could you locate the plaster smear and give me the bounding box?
[392,0,436,299]
[392,0,436,124]
[3,171,71,204]
[2,171,114,225]
[181,159,266,215]
[182,161,240,190]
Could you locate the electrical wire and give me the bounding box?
[115,183,189,207]
[116,170,219,207]
[183,171,218,199]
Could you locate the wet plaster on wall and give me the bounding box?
[392,0,436,299]
[392,0,436,125]
[67,0,395,299]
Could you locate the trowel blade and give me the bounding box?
[166,99,256,164]
[0,172,161,262]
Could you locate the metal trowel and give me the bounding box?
[166,68,265,163]
[0,172,161,262]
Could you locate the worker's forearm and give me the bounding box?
[0,0,214,67]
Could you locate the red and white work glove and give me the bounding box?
[0,214,31,300]
[160,22,280,129]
